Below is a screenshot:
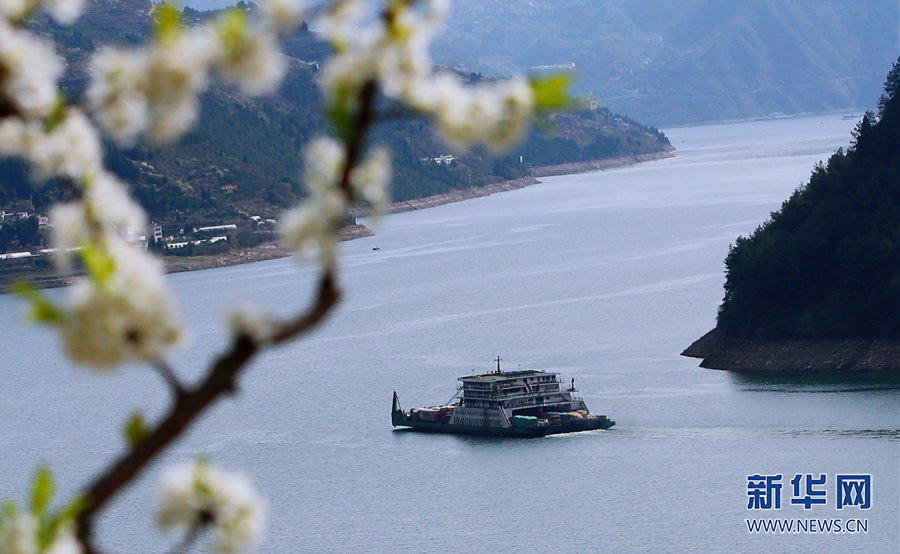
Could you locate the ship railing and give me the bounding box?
[463,385,560,399]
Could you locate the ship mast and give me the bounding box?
[495,356,502,374]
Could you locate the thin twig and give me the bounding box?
[151,358,185,397]
[76,272,340,554]
[73,71,380,554]
[337,80,378,196]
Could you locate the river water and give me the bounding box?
[0,115,897,553]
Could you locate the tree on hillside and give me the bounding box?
[717,57,900,340]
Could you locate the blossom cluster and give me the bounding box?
[319,0,536,149]
[0,107,182,367]
[0,120,182,369]
[157,460,267,554]
[0,2,313,367]
[0,468,82,554]
[279,137,391,268]
[0,0,83,25]
[86,1,300,145]
[0,514,80,554]
[279,0,563,267]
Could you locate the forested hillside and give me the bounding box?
[0,0,670,249]
[716,58,900,340]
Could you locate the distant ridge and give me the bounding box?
[432,0,899,126]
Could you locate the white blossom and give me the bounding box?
[0,110,102,180]
[84,171,147,234]
[0,19,64,119]
[229,304,278,344]
[156,462,202,530]
[157,460,267,554]
[22,109,103,180]
[0,0,83,24]
[279,197,342,268]
[373,34,432,101]
[88,28,216,144]
[42,0,84,25]
[213,22,285,96]
[317,0,367,48]
[315,0,535,150]
[421,75,534,149]
[495,77,535,145]
[49,201,89,269]
[0,110,102,181]
[86,47,151,145]
[279,136,350,267]
[0,513,38,554]
[259,0,305,33]
[146,28,216,142]
[43,531,81,554]
[0,512,81,554]
[350,146,390,212]
[319,47,378,107]
[0,0,29,22]
[49,172,145,271]
[302,136,345,196]
[60,238,182,368]
[0,116,27,157]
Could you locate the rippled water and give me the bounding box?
[1,114,896,553]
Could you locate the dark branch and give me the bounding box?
[75,273,341,554]
[372,102,424,125]
[72,69,380,554]
[151,358,185,397]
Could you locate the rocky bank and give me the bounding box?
[682,329,900,373]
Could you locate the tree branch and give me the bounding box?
[151,358,185,397]
[73,70,380,554]
[75,273,340,554]
[337,81,378,196]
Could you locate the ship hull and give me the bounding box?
[392,411,615,437]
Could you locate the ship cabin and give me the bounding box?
[458,370,574,414]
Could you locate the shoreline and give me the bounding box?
[0,225,374,293]
[377,176,540,215]
[682,328,900,373]
[530,149,674,178]
[357,149,675,217]
[0,151,670,292]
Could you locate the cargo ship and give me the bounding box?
[391,358,615,437]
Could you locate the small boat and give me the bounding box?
[372,246,381,251]
[391,357,615,437]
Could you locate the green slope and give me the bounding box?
[716,58,900,340]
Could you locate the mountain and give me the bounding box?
[0,0,671,252]
[681,58,899,373]
[717,58,900,341]
[430,0,899,126]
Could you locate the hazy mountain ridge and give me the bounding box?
[432,0,899,125]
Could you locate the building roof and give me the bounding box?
[459,369,556,382]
